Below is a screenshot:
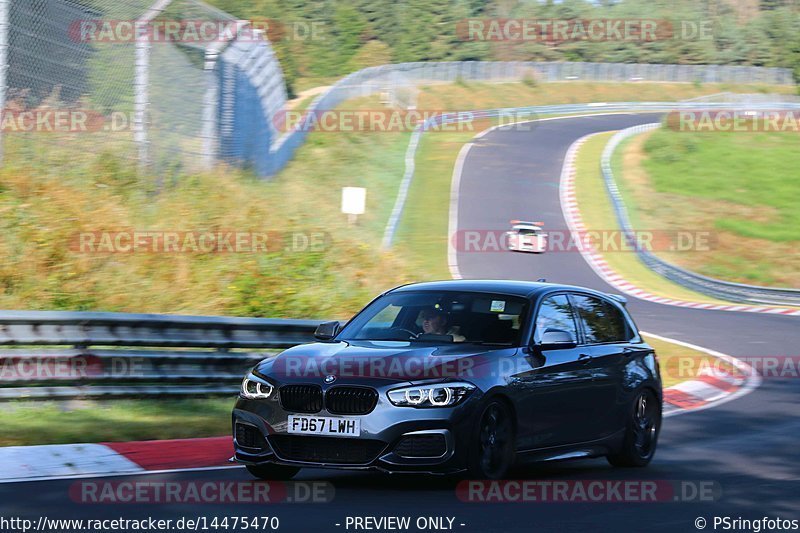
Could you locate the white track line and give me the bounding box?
[0,115,769,486]
[558,133,800,317]
[448,113,635,282]
[642,331,761,417]
[0,464,242,485]
[448,121,762,418]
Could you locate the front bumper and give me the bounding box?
[232,389,481,474]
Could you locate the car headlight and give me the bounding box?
[240,373,274,400]
[387,382,475,407]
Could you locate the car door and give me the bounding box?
[511,293,596,450]
[569,293,631,440]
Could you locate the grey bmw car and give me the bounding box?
[232,280,662,479]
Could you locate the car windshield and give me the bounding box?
[337,291,529,345]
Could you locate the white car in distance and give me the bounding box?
[507,220,547,253]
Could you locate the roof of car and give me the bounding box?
[389,279,602,299]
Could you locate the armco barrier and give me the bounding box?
[0,310,323,399]
[265,61,795,176]
[600,124,800,307]
[380,101,800,307]
[380,100,800,250]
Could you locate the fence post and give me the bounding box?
[201,47,221,170]
[0,0,8,165]
[134,0,174,173]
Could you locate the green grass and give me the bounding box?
[616,127,800,287]
[414,81,796,111]
[0,115,415,318]
[2,80,793,445]
[643,334,712,389]
[389,81,793,281]
[574,133,736,305]
[0,333,693,447]
[642,129,800,243]
[394,130,476,279]
[0,332,694,446]
[2,81,789,316]
[0,398,235,446]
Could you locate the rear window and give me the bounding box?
[570,294,631,344]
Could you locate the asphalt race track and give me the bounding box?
[2,114,798,533]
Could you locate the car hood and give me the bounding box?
[255,340,514,387]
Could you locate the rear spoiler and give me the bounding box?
[607,293,628,306]
[509,220,544,226]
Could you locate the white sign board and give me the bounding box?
[341,187,366,215]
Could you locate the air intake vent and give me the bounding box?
[269,435,386,464]
[393,434,447,458]
[279,384,323,413]
[235,423,267,451]
[325,386,378,415]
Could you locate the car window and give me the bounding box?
[363,304,402,329]
[339,291,529,345]
[571,294,630,344]
[534,294,578,343]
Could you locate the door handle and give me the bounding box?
[578,353,592,364]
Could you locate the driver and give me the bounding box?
[419,306,465,341]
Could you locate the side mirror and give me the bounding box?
[314,321,340,341]
[539,329,577,350]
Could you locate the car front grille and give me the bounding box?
[393,434,447,458]
[235,423,268,451]
[279,384,323,413]
[268,435,386,465]
[325,386,379,415]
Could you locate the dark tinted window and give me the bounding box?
[338,291,529,345]
[535,294,578,343]
[571,294,630,344]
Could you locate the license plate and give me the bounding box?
[287,415,360,437]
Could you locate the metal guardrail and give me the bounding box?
[0,311,323,400]
[601,124,800,307]
[381,99,800,307]
[267,61,795,177]
[381,100,800,249]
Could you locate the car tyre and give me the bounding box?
[467,399,515,479]
[607,388,661,468]
[246,463,301,480]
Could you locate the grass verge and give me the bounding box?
[645,334,710,390]
[0,398,235,446]
[0,332,697,446]
[391,81,793,281]
[1,81,785,445]
[574,133,747,305]
[618,127,800,288]
[1,81,788,315]
[414,81,795,110]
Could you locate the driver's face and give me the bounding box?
[421,313,446,334]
